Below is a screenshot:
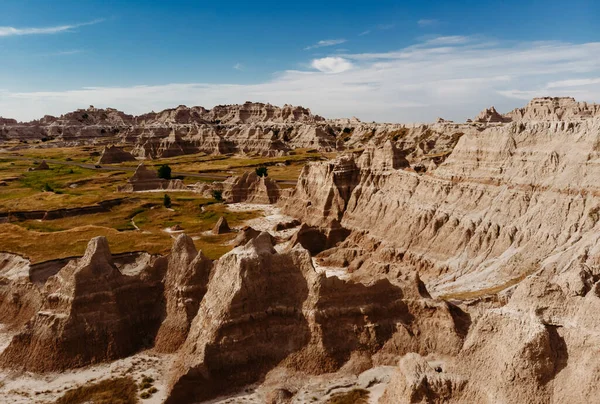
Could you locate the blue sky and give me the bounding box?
[1,0,599,122]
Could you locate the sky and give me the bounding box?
[0,0,599,122]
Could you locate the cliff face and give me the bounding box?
[281,115,600,403]
[283,118,600,292]
[506,97,600,121]
[222,171,281,204]
[154,234,212,353]
[4,98,600,402]
[166,233,465,403]
[0,102,470,161]
[0,237,166,372]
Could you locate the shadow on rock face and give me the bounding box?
[315,277,411,369]
[165,234,313,403]
[543,324,569,384]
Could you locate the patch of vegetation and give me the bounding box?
[157,164,172,180]
[255,166,268,177]
[212,190,223,202]
[327,389,369,404]
[55,377,138,404]
[163,194,172,208]
[138,375,157,400]
[43,183,55,192]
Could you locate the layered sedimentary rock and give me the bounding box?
[281,154,361,225]
[279,112,600,402]
[357,139,409,171]
[474,106,511,123]
[282,117,600,292]
[380,353,466,403]
[232,226,262,246]
[506,96,600,121]
[118,163,185,192]
[166,234,317,403]
[222,171,281,204]
[0,253,42,330]
[211,216,231,234]
[154,234,212,352]
[97,145,137,164]
[0,101,476,161]
[288,222,350,255]
[0,237,165,371]
[166,233,466,403]
[4,98,600,402]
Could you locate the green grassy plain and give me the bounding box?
[0,145,332,262]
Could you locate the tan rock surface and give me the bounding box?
[155,234,212,352]
[212,216,231,234]
[97,145,137,164]
[118,163,184,192]
[473,105,511,123]
[222,171,281,204]
[165,233,466,402]
[0,237,166,371]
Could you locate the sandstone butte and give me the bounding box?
[1,96,600,403]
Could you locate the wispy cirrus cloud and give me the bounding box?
[0,19,104,37]
[2,36,600,123]
[47,49,83,56]
[233,62,244,71]
[417,19,438,27]
[358,30,371,36]
[546,77,600,88]
[304,39,346,50]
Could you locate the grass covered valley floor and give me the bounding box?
[0,147,328,262]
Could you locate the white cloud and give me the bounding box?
[422,35,469,46]
[358,30,371,36]
[546,78,600,88]
[304,39,346,50]
[233,63,244,71]
[0,19,103,37]
[310,57,353,73]
[2,36,600,123]
[417,19,438,27]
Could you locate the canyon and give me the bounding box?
[1,96,600,403]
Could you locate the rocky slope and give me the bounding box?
[166,233,465,402]
[154,234,212,353]
[0,237,166,371]
[0,101,474,162]
[221,171,281,204]
[279,104,600,402]
[2,97,600,402]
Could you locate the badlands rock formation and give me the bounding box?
[97,145,137,164]
[222,171,281,204]
[474,106,511,123]
[279,99,600,403]
[118,163,185,192]
[2,97,600,403]
[154,234,212,353]
[0,237,165,371]
[0,101,471,162]
[165,233,465,402]
[211,216,231,234]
